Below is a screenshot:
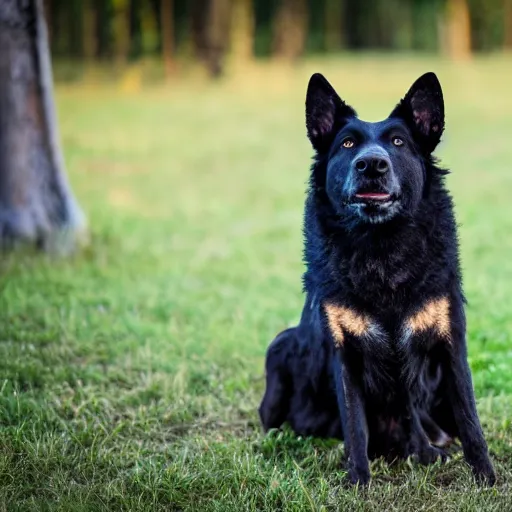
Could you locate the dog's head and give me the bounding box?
[306,72,444,224]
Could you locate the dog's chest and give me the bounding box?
[324,298,448,357]
[343,237,430,300]
[322,225,452,358]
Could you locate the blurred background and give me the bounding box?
[2,1,512,508]
[46,0,512,82]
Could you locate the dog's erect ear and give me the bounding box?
[306,73,356,153]
[390,72,444,153]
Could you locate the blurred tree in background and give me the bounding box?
[273,0,308,60]
[41,0,511,78]
[0,0,85,251]
[506,0,512,49]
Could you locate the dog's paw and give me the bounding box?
[471,458,496,486]
[348,465,371,486]
[414,444,448,465]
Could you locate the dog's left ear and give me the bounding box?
[390,72,444,153]
[306,73,356,153]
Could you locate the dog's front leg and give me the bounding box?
[445,301,495,485]
[445,350,495,484]
[333,350,370,485]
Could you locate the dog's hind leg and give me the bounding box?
[407,406,449,464]
[258,329,295,432]
[419,410,452,448]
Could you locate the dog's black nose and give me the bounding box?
[355,156,390,176]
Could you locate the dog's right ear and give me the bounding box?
[390,72,444,154]
[306,73,356,153]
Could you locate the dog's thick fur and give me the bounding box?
[259,72,495,485]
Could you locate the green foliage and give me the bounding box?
[411,0,441,51]
[253,0,275,57]
[305,0,326,53]
[45,0,508,63]
[129,0,143,59]
[469,0,506,50]
[95,0,114,59]
[1,56,512,510]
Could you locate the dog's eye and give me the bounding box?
[342,138,355,149]
[392,137,404,147]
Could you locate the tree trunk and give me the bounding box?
[129,0,143,59]
[68,0,84,58]
[272,0,308,60]
[206,0,231,77]
[444,0,471,60]
[95,0,112,59]
[113,0,130,65]
[230,0,254,65]
[505,0,512,50]
[191,0,230,78]
[161,0,174,77]
[324,0,344,52]
[191,0,209,62]
[0,0,86,252]
[83,0,97,62]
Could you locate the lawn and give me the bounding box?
[1,55,512,511]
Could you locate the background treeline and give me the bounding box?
[45,0,512,76]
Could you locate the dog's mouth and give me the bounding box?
[350,191,399,208]
[354,193,391,202]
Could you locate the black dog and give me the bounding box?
[259,72,495,485]
[259,299,452,462]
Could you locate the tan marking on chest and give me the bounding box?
[324,303,370,347]
[406,297,451,340]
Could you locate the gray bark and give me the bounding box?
[0,0,86,253]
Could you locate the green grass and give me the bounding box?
[2,55,512,511]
